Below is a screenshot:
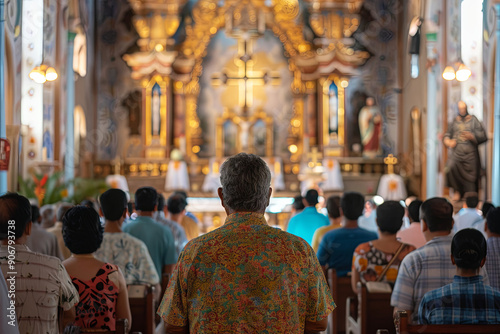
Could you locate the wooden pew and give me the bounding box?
[327,268,356,334]
[128,284,155,334]
[64,318,129,334]
[395,311,500,334]
[345,282,395,334]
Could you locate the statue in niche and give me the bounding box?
[329,82,338,134]
[223,120,238,156]
[122,90,142,136]
[151,84,161,136]
[240,120,251,151]
[359,97,382,158]
[253,119,267,156]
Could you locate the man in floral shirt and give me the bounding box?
[157,153,335,333]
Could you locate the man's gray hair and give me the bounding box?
[40,205,56,228]
[220,153,271,212]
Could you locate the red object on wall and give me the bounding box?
[0,139,11,171]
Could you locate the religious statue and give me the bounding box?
[359,97,382,158]
[151,87,161,136]
[240,120,251,151]
[443,101,487,200]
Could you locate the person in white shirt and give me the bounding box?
[0,193,79,334]
[95,189,161,300]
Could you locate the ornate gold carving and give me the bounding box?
[178,0,314,159]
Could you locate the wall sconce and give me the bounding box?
[442,60,471,82]
[29,65,58,84]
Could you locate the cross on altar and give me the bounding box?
[384,154,398,174]
[212,38,280,115]
[307,147,322,167]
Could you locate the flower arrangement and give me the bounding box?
[18,172,108,205]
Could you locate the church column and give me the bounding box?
[492,3,500,205]
[65,32,76,196]
[425,33,439,198]
[0,0,6,194]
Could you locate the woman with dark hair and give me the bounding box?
[62,206,131,331]
[351,201,416,292]
[419,228,500,324]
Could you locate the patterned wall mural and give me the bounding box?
[95,0,138,160]
[344,0,403,155]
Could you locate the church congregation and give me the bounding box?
[4,0,500,333]
[1,153,500,333]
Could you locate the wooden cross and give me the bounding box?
[212,38,280,115]
[307,147,322,167]
[384,154,398,174]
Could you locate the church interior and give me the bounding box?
[1,0,498,228]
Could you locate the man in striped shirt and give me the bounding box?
[391,197,489,324]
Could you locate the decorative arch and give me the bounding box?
[179,0,313,159]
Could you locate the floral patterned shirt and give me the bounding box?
[157,212,335,333]
[352,241,416,285]
[95,232,159,285]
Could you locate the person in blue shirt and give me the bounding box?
[453,192,483,232]
[123,187,177,279]
[419,228,500,324]
[317,192,378,277]
[286,189,329,245]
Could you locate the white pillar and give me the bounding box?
[492,4,500,205]
[65,33,76,196]
[426,33,439,198]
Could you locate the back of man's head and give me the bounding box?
[376,201,405,234]
[57,203,74,222]
[420,197,453,232]
[157,194,166,212]
[135,187,158,212]
[482,202,495,218]
[0,193,31,240]
[341,192,365,221]
[40,204,56,227]
[31,205,41,224]
[292,195,305,211]
[326,196,341,219]
[100,189,127,221]
[464,192,479,208]
[304,189,319,206]
[167,194,187,214]
[408,199,423,223]
[486,207,500,235]
[451,228,487,270]
[174,191,188,200]
[220,153,271,213]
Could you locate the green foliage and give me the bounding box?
[18,172,109,205]
[66,177,109,204]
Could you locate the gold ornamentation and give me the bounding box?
[384,154,398,174]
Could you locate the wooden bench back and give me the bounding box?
[65,318,129,334]
[396,311,500,333]
[358,284,394,334]
[328,268,356,334]
[128,284,155,334]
